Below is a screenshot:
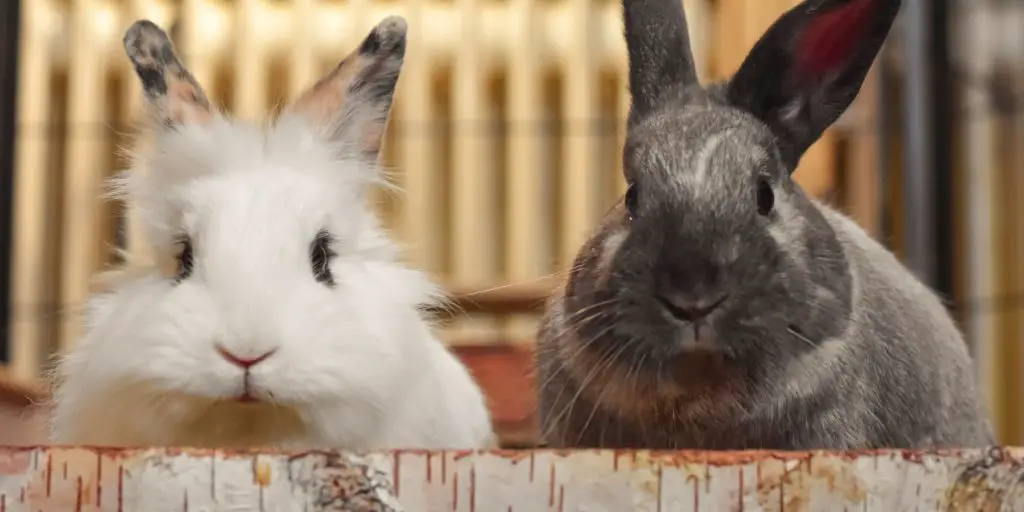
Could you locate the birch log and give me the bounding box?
[0,447,1023,510]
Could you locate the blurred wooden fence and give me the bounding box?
[5,0,881,445]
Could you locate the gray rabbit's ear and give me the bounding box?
[285,16,407,159]
[123,20,213,127]
[623,0,700,122]
[725,0,902,171]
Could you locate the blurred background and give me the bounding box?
[0,0,1021,449]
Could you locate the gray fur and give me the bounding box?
[536,0,994,450]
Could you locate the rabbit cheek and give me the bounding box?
[566,218,628,299]
[556,330,668,418]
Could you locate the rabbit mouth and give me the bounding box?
[217,374,273,404]
[234,391,260,403]
[667,349,735,389]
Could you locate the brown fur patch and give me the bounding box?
[163,80,212,125]
[288,57,363,127]
[555,323,740,423]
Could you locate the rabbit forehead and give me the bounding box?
[628,106,777,197]
[173,171,357,266]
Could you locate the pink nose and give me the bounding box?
[216,345,277,369]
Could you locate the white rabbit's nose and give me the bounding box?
[216,345,277,369]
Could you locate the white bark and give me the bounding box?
[0,447,1021,510]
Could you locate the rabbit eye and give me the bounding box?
[310,229,337,287]
[624,183,639,219]
[174,237,194,282]
[756,178,774,216]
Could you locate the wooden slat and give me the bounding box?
[59,0,109,351]
[504,0,547,342]
[120,0,153,262]
[844,66,882,236]
[397,0,441,275]
[9,0,54,381]
[559,0,600,267]
[960,2,1001,443]
[449,0,498,344]
[232,0,265,119]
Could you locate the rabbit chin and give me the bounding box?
[48,384,384,449]
[149,398,313,449]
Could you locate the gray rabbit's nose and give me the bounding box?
[656,293,728,323]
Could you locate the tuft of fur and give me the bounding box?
[536,0,994,450]
[48,17,494,450]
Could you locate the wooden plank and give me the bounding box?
[1,447,1024,510]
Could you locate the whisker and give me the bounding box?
[537,311,621,396]
[573,340,633,446]
[460,268,576,298]
[787,325,816,348]
[541,319,625,441]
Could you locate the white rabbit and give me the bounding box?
[48,17,496,451]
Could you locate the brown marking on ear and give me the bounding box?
[285,16,407,157]
[123,20,212,126]
[289,57,363,127]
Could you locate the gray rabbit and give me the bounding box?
[535,0,994,450]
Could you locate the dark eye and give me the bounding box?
[310,229,337,286]
[756,178,774,216]
[174,237,194,282]
[624,183,639,219]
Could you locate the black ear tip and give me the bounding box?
[359,16,408,57]
[123,19,173,62]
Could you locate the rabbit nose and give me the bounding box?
[656,294,728,322]
[216,345,277,369]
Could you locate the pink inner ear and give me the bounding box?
[794,0,877,80]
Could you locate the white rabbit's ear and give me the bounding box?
[725,0,902,171]
[123,20,213,127]
[285,16,407,159]
[623,0,700,123]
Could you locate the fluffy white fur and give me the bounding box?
[49,20,495,451]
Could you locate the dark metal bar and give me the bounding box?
[930,0,955,303]
[902,0,939,287]
[0,0,20,363]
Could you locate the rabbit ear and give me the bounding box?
[623,0,700,121]
[285,16,407,159]
[123,20,213,127]
[725,0,901,170]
